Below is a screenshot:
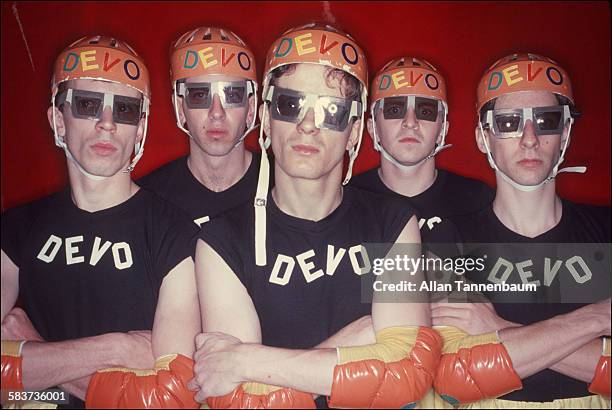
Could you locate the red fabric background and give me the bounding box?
[1,1,610,211]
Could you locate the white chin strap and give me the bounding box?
[477,119,586,192]
[254,102,272,266]
[173,80,259,149]
[254,86,367,266]
[51,93,149,181]
[370,100,451,171]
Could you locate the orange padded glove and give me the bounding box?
[328,326,442,408]
[86,353,198,408]
[588,337,611,397]
[1,341,25,390]
[434,326,522,405]
[207,382,316,409]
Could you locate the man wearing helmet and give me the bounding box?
[189,23,441,409]
[138,27,261,228]
[1,36,200,408]
[429,54,611,408]
[351,57,493,237]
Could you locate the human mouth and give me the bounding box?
[517,158,543,168]
[398,136,420,144]
[206,129,228,139]
[90,142,118,156]
[292,144,320,155]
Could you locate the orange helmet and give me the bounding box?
[170,26,257,84]
[50,35,151,177]
[52,35,150,100]
[476,53,573,111]
[262,22,368,92]
[371,56,447,103]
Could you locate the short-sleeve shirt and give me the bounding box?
[429,200,611,402]
[199,186,416,349]
[1,188,199,342]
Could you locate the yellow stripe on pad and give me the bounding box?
[338,326,418,364]
[435,326,500,354]
[97,353,178,376]
[1,340,23,357]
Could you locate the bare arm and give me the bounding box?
[2,249,154,391]
[152,257,201,358]
[193,239,336,398]
[193,216,431,402]
[499,299,610,379]
[1,250,19,322]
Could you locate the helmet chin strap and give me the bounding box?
[370,105,451,171]
[477,119,586,192]
[254,102,272,267]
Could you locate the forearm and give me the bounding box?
[21,335,121,390]
[315,316,376,348]
[499,308,606,379]
[59,376,91,400]
[238,344,337,396]
[494,316,601,380]
[548,338,602,382]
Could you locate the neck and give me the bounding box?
[378,156,437,197]
[187,141,251,192]
[272,163,343,221]
[492,177,561,238]
[67,163,138,212]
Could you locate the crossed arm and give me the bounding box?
[1,249,201,405]
[191,215,438,406]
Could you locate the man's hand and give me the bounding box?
[431,300,517,334]
[1,307,43,341]
[188,332,244,403]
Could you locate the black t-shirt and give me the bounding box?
[199,186,416,349]
[1,188,199,342]
[431,200,611,402]
[138,152,266,226]
[350,167,494,238]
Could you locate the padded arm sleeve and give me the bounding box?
[589,337,611,397]
[434,326,522,406]
[1,341,25,391]
[85,353,198,408]
[207,382,315,409]
[328,326,442,409]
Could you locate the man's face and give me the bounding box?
[479,90,567,186]
[369,96,444,165]
[178,74,255,157]
[50,79,144,178]
[265,64,360,181]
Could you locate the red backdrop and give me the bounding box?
[2,1,610,211]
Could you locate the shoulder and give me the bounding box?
[563,200,611,240]
[137,156,187,187]
[139,189,199,233]
[349,167,382,190]
[2,190,67,222]
[440,169,493,195]
[345,185,416,239]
